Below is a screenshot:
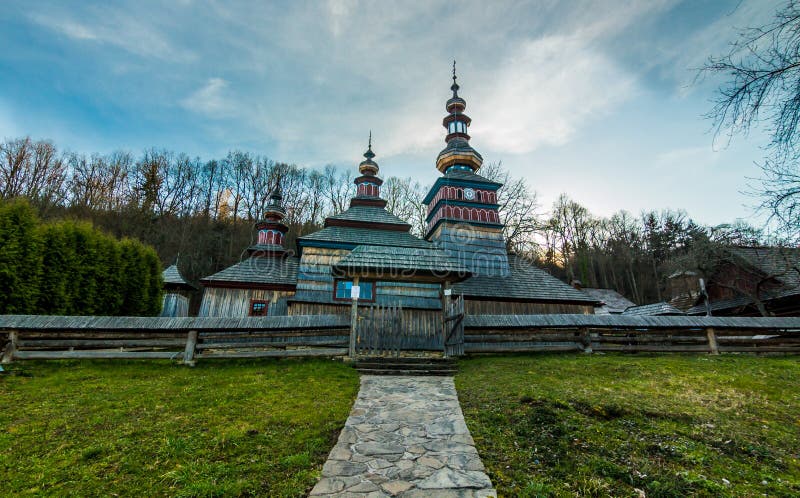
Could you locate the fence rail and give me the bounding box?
[2,313,800,364]
[464,314,800,354]
[0,314,350,364]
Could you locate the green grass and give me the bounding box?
[0,359,359,497]
[456,354,800,498]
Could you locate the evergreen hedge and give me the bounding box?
[0,200,163,315]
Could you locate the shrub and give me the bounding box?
[0,199,163,315]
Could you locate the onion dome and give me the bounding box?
[250,184,289,256]
[358,131,380,176]
[436,61,483,174]
[352,132,387,207]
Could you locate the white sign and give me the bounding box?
[351,285,360,300]
[443,288,452,296]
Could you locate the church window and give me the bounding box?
[249,300,269,316]
[333,280,375,302]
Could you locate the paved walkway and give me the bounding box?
[310,376,496,498]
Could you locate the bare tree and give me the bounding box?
[703,1,800,239]
[0,138,67,209]
[481,162,541,253]
[323,164,355,215]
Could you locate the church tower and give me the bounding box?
[251,186,289,256]
[350,132,386,208]
[424,63,509,276]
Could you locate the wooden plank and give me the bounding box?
[717,346,800,353]
[198,348,347,358]
[17,338,187,348]
[466,343,582,353]
[14,350,182,360]
[464,314,800,331]
[706,327,719,355]
[183,330,198,366]
[1,330,17,363]
[592,345,713,352]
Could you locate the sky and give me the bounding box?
[0,0,778,226]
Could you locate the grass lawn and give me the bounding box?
[0,359,359,497]
[456,354,800,498]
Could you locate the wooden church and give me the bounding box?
[198,69,597,318]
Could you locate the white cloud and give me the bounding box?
[471,35,637,154]
[29,9,195,62]
[652,145,721,171]
[327,0,357,38]
[180,78,238,117]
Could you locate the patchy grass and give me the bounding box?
[0,359,359,497]
[456,354,800,497]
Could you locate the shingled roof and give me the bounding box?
[442,168,501,186]
[729,246,800,289]
[299,226,432,250]
[682,246,800,315]
[325,205,411,228]
[162,264,195,290]
[453,255,599,304]
[201,256,299,288]
[623,302,685,316]
[332,245,471,281]
[581,288,636,314]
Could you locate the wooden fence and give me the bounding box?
[2,314,800,365]
[464,315,800,354]
[0,315,350,365]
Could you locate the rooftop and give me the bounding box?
[332,245,471,282]
[162,264,195,290]
[622,302,686,316]
[453,255,599,304]
[201,256,299,288]
[581,288,636,314]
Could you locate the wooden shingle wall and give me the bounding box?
[428,223,509,276]
[199,288,295,317]
[465,300,594,315]
[292,246,441,312]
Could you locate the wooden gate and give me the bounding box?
[444,295,465,357]
[355,304,442,357]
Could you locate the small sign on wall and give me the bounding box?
[351,285,360,300]
[443,288,452,296]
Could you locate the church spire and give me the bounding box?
[451,60,459,98]
[436,62,483,174]
[351,132,386,207]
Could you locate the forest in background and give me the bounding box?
[0,136,778,307]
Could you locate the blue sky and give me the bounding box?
[0,0,776,225]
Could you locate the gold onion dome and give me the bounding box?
[358,131,379,176]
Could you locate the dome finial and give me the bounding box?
[451,60,459,97]
[363,131,375,160]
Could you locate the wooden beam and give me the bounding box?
[349,276,359,359]
[183,330,198,366]
[706,327,719,355]
[1,330,17,364]
[14,350,182,360]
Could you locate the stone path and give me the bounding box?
[310,376,496,497]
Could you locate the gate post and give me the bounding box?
[349,276,360,359]
[183,330,198,366]
[1,330,17,364]
[706,327,719,355]
[442,282,452,357]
